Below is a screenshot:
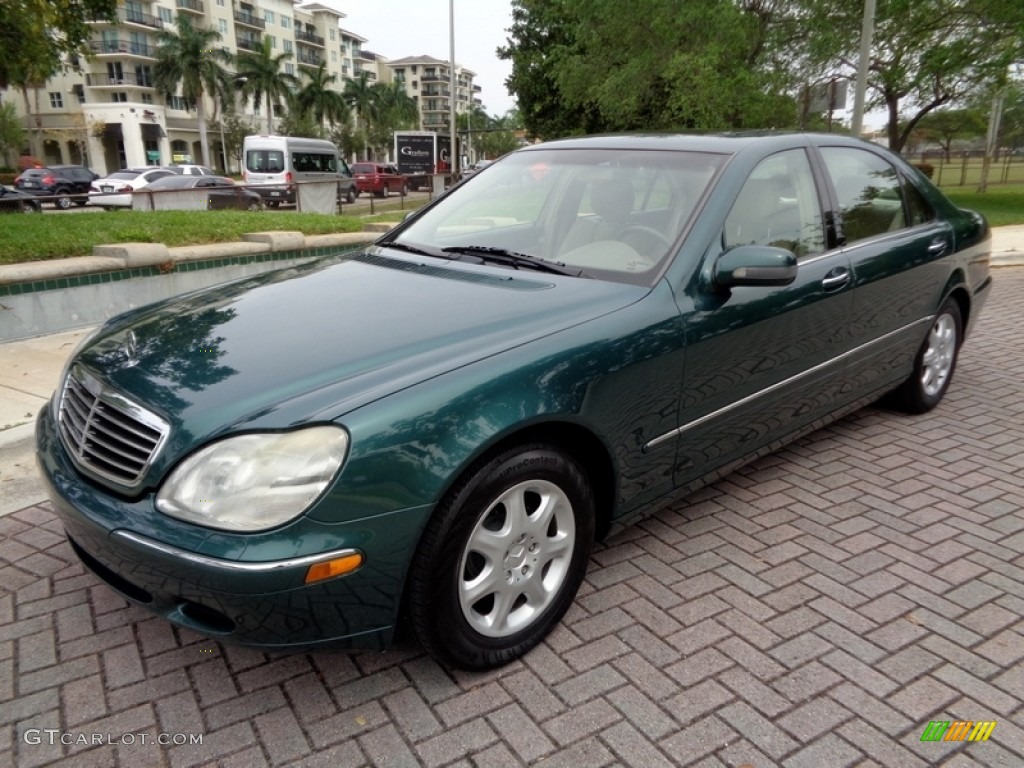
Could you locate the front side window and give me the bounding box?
[821,147,906,245]
[724,149,825,259]
[291,152,337,173]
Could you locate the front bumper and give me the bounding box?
[36,406,432,650]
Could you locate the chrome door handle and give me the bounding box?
[822,267,850,291]
[928,240,948,256]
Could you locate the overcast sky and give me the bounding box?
[319,0,517,117]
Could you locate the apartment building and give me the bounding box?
[2,1,485,174]
[386,56,482,133]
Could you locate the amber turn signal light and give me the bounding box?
[305,553,364,584]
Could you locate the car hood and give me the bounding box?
[77,248,648,461]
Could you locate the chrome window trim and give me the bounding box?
[113,530,361,574]
[644,316,932,451]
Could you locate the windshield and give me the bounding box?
[394,148,724,284]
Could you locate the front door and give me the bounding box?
[672,148,854,486]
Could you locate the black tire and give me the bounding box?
[346,187,356,204]
[74,199,87,207]
[267,201,280,208]
[247,199,261,211]
[55,192,72,210]
[406,443,595,670]
[890,297,962,414]
[400,183,408,197]
[382,184,391,198]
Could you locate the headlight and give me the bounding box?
[155,426,349,531]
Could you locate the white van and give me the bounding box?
[242,135,357,207]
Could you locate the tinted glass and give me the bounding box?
[903,178,934,226]
[291,152,338,173]
[821,147,906,244]
[246,150,285,173]
[397,148,725,286]
[724,149,825,259]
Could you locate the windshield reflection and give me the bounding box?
[397,148,725,285]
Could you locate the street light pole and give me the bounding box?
[449,0,459,178]
[850,0,876,138]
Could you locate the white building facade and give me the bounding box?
[1,1,477,175]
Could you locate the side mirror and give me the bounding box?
[713,245,797,289]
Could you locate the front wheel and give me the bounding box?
[55,193,72,210]
[890,298,962,413]
[406,444,595,670]
[346,187,356,204]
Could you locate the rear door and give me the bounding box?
[817,145,952,395]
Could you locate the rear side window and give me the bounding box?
[291,152,338,173]
[821,147,906,244]
[246,150,285,173]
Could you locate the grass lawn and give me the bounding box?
[0,207,418,265]
[0,185,1019,266]
[943,184,1024,228]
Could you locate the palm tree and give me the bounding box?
[373,80,419,128]
[294,62,348,137]
[154,16,233,168]
[235,39,298,134]
[343,72,377,160]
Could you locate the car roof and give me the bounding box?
[147,175,200,189]
[523,131,875,156]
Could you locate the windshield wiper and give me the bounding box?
[440,246,589,277]
[377,240,452,259]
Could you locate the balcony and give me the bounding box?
[175,0,204,14]
[295,29,325,47]
[234,11,265,30]
[236,37,262,51]
[85,72,155,88]
[87,39,155,58]
[296,50,322,67]
[118,8,163,28]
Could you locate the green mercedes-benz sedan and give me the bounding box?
[37,133,991,669]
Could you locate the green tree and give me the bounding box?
[154,16,233,168]
[294,61,348,137]
[276,104,319,139]
[343,72,378,160]
[499,0,799,140]
[912,108,987,159]
[0,0,117,90]
[0,102,25,168]
[367,80,419,158]
[236,39,298,134]
[800,0,1024,152]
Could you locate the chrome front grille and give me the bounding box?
[58,365,169,489]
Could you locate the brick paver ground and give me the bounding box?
[2,269,1023,768]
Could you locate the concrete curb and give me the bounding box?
[0,227,393,287]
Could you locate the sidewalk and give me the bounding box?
[2,227,1023,517]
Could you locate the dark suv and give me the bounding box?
[15,165,99,209]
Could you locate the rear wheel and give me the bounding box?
[406,443,595,670]
[400,183,408,197]
[247,198,261,211]
[382,184,390,198]
[346,187,356,204]
[891,298,962,413]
